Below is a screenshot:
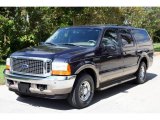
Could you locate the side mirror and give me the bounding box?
[101,43,117,53]
[122,42,126,47]
[106,45,116,51]
[101,39,118,53]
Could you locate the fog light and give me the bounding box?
[7,80,14,86]
[37,84,47,91]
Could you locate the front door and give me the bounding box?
[99,28,123,83]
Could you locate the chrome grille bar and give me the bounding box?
[10,56,52,77]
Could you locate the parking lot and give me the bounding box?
[0,55,160,113]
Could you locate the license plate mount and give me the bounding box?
[18,82,30,94]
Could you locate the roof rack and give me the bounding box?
[86,24,118,26]
[106,24,118,26]
[121,24,132,26]
[106,24,134,28]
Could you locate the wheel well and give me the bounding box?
[77,68,97,88]
[140,57,148,69]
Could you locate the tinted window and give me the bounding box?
[102,28,120,52]
[119,29,134,46]
[132,29,150,43]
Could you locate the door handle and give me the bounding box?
[107,55,113,58]
[123,51,126,55]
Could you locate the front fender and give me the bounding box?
[74,63,100,88]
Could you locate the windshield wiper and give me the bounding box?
[59,43,79,46]
[45,42,57,46]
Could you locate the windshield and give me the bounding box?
[45,28,101,47]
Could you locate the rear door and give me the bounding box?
[132,29,154,68]
[119,28,138,75]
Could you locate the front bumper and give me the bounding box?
[4,70,76,98]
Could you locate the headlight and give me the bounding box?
[6,58,10,70]
[51,62,71,76]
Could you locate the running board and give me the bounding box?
[99,76,136,91]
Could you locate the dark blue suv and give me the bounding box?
[4,25,154,108]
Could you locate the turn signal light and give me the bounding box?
[52,64,71,76]
[6,65,10,70]
[6,58,10,70]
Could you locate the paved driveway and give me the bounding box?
[0,56,160,113]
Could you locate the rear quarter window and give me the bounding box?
[132,29,151,43]
[119,29,134,47]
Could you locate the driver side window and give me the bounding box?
[102,28,119,52]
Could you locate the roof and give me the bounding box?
[63,24,138,30]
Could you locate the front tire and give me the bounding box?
[135,62,147,84]
[67,73,94,109]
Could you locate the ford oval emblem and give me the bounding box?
[21,64,29,69]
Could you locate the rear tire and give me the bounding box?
[67,73,94,109]
[135,62,147,84]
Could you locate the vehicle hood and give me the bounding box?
[11,45,94,61]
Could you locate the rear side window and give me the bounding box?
[132,29,150,43]
[119,29,134,47]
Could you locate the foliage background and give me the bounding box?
[0,7,160,61]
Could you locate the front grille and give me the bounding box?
[11,57,52,76]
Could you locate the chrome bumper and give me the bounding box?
[4,70,76,96]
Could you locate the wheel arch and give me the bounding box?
[74,64,100,89]
[140,57,148,69]
[138,53,150,69]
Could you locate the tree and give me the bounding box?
[1,7,160,61]
[119,7,160,38]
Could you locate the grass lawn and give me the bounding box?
[153,43,160,52]
[0,63,5,85]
